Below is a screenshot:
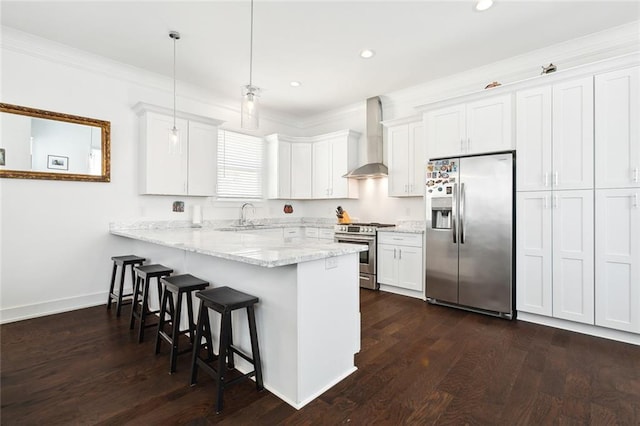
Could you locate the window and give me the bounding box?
[217,130,263,199]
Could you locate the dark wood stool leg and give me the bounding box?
[247,305,264,391]
[169,291,183,374]
[190,300,207,386]
[227,315,235,369]
[130,274,142,330]
[203,309,214,362]
[186,292,196,344]
[216,311,231,413]
[116,264,127,317]
[155,286,170,354]
[156,277,163,309]
[137,277,150,343]
[107,262,117,310]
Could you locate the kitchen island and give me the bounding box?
[109,224,365,409]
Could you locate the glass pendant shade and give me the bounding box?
[241,85,260,130]
[168,125,179,152]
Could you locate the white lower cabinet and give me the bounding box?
[516,190,594,324]
[377,232,423,291]
[595,188,640,333]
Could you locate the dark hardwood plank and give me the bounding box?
[2,290,639,424]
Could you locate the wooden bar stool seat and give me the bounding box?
[107,255,146,317]
[190,286,264,413]
[155,274,209,374]
[130,264,173,343]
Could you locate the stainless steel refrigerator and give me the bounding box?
[425,151,515,319]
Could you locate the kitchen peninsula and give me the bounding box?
[109,222,365,409]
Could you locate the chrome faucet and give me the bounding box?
[240,202,255,225]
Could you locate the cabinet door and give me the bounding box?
[142,112,188,195]
[408,122,425,196]
[318,228,335,240]
[426,104,466,158]
[595,66,640,189]
[516,86,553,191]
[466,94,512,154]
[291,143,312,199]
[552,77,594,190]
[397,245,423,291]
[376,244,397,286]
[277,141,292,198]
[329,136,353,198]
[187,120,217,196]
[387,124,410,196]
[516,192,553,316]
[595,188,640,332]
[312,139,330,199]
[304,227,319,239]
[552,190,594,324]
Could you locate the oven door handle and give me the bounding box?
[334,235,375,243]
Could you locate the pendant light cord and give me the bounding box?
[249,0,254,87]
[173,33,177,128]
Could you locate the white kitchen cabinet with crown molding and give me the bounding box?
[383,117,425,197]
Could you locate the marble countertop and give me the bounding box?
[380,221,426,234]
[110,226,366,268]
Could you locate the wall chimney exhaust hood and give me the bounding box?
[343,96,387,179]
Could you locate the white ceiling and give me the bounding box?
[2,1,639,119]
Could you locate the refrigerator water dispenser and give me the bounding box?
[431,197,452,229]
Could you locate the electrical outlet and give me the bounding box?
[325,257,338,270]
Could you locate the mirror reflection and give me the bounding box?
[0,103,110,182]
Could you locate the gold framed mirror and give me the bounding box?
[0,103,110,182]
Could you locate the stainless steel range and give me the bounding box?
[334,223,395,290]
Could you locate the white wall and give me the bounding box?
[1,21,638,322]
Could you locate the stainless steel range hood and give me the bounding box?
[343,96,387,179]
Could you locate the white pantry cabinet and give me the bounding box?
[595,188,640,333]
[312,131,359,199]
[384,117,425,197]
[425,94,511,158]
[377,232,423,291]
[595,66,640,189]
[516,190,594,324]
[516,77,594,191]
[134,103,222,196]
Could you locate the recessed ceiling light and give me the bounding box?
[290,81,301,87]
[475,0,494,11]
[359,49,375,59]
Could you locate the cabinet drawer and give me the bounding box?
[304,227,319,238]
[318,228,335,240]
[377,232,422,247]
[284,227,302,237]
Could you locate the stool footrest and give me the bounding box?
[228,345,255,365]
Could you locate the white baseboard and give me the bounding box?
[379,284,425,300]
[0,291,108,324]
[517,312,640,346]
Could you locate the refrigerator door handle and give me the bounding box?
[460,182,466,244]
[452,183,457,243]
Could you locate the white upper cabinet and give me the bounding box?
[312,131,359,199]
[552,77,594,190]
[516,86,553,191]
[385,118,425,197]
[595,66,640,189]
[426,94,511,158]
[266,136,292,199]
[595,188,640,333]
[291,142,313,199]
[516,77,594,191]
[134,103,222,196]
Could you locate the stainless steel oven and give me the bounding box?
[334,223,395,290]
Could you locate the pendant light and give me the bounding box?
[169,30,180,147]
[241,0,260,130]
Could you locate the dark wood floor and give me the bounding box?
[2,290,639,425]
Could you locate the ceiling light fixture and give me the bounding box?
[360,49,375,59]
[290,81,301,87]
[168,30,180,147]
[241,0,260,130]
[475,0,494,12]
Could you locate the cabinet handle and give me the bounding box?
[553,171,559,187]
[553,194,558,209]
[460,139,464,152]
[398,248,402,260]
[393,248,397,259]
[633,167,639,183]
[633,193,639,208]
[467,138,471,152]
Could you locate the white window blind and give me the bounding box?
[217,130,263,199]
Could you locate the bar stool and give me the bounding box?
[190,286,264,413]
[130,264,173,343]
[155,274,209,374]
[107,255,146,317]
